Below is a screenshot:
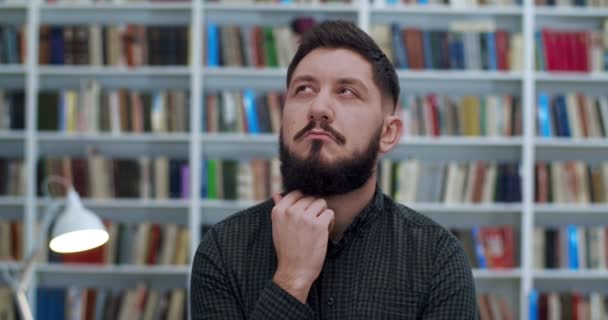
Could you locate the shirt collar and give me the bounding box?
[327,185,384,257]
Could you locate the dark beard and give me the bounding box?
[279,126,382,196]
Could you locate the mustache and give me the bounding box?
[292,120,346,145]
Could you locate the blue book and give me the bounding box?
[3,26,18,64]
[386,0,398,4]
[422,31,433,69]
[554,95,571,137]
[37,287,66,320]
[206,23,220,67]
[529,289,539,320]
[567,225,579,269]
[449,33,465,70]
[242,89,260,134]
[418,0,429,4]
[486,32,497,71]
[471,227,487,269]
[390,24,408,69]
[537,93,553,137]
[50,27,65,65]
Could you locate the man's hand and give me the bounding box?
[271,191,335,304]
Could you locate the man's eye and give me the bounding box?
[295,86,313,94]
[338,88,354,96]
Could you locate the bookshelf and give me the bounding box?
[0,0,606,319]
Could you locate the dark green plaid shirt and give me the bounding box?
[191,188,477,319]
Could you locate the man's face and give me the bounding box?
[279,48,386,196]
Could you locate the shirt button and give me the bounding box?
[327,297,335,306]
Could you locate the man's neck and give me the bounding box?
[323,175,377,242]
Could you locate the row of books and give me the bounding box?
[537,93,608,138]
[400,94,522,137]
[535,25,608,73]
[204,90,282,134]
[37,285,186,320]
[38,155,189,199]
[451,226,517,269]
[0,287,16,320]
[530,291,608,320]
[205,18,315,68]
[477,292,515,320]
[47,221,190,266]
[39,25,190,66]
[535,161,608,204]
[39,83,190,133]
[202,158,282,201]
[371,23,523,71]
[0,25,24,65]
[533,225,607,270]
[379,160,522,203]
[0,220,23,262]
[0,158,25,197]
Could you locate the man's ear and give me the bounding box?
[379,116,403,155]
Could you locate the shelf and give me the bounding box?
[473,268,522,279]
[0,131,25,156]
[371,5,523,16]
[202,68,523,90]
[0,3,26,23]
[36,264,189,289]
[37,198,190,225]
[38,66,191,90]
[201,199,522,226]
[535,6,608,17]
[0,65,25,75]
[534,270,608,279]
[535,204,608,227]
[0,131,25,140]
[535,72,608,83]
[40,2,192,24]
[534,270,608,292]
[0,197,23,220]
[535,138,608,161]
[204,2,358,13]
[37,132,190,157]
[201,134,522,161]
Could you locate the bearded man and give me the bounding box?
[190,20,477,320]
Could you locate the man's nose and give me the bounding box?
[308,91,335,123]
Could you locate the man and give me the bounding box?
[191,20,476,319]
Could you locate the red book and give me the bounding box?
[403,28,424,70]
[84,289,97,320]
[576,32,590,72]
[426,94,440,136]
[536,162,548,203]
[495,29,509,71]
[62,245,104,264]
[146,224,161,265]
[562,32,576,71]
[572,292,582,320]
[251,27,265,68]
[480,227,507,269]
[501,226,515,268]
[555,31,569,71]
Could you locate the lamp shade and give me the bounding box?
[48,188,109,253]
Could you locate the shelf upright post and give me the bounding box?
[520,0,536,317]
[24,0,41,316]
[189,0,204,306]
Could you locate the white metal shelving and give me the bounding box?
[2,0,606,318]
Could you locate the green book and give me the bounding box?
[222,160,238,200]
[262,27,278,68]
[206,160,218,199]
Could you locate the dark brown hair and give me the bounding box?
[286,20,400,111]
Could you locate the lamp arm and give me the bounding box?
[0,199,63,320]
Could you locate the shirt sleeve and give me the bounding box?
[421,230,478,320]
[190,228,315,320]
